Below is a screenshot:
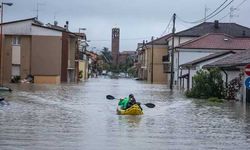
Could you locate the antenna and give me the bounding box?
[34,2,45,19]
[229,6,239,22]
[204,5,210,22]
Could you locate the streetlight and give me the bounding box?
[0,2,13,85]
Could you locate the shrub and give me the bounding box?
[79,70,83,79]
[186,68,225,99]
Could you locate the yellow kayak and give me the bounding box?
[117,104,143,115]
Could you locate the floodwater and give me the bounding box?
[1,77,250,150]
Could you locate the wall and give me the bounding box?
[68,36,77,82]
[3,20,33,35]
[20,36,31,79]
[79,60,88,80]
[2,35,32,82]
[34,76,60,84]
[61,32,68,82]
[175,50,213,81]
[31,35,62,76]
[146,45,168,84]
[69,37,76,69]
[2,36,12,82]
[32,25,62,36]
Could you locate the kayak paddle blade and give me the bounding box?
[106,95,115,100]
[144,103,155,108]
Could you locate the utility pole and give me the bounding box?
[151,36,154,84]
[170,13,176,90]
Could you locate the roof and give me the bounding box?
[176,21,250,37]
[32,23,77,36]
[180,51,235,68]
[203,50,250,68]
[144,21,250,46]
[177,33,250,50]
[46,23,66,31]
[0,17,77,35]
[146,33,172,45]
[0,17,43,25]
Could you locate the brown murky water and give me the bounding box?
[1,77,250,150]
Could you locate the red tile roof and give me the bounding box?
[177,33,250,50]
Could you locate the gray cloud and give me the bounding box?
[4,0,250,51]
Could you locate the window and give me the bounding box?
[12,36,21,45]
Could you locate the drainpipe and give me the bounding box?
[151,36,154,84]
[177,50,180,85]
[187,67,190,91]
[222,68,228,88]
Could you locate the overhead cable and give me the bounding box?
[177,0,234,24]
[160,16,173,36]
[219,0,248,21]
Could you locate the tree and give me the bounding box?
[101,47,112,64]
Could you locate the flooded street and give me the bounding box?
[1,77,250,150]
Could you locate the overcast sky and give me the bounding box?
[3,0,250,51]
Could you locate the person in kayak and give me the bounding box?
[118,94,142,110]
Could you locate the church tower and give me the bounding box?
[111,28,120,65]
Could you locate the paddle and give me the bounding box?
[106,95,155,108]
[0,97,9,106]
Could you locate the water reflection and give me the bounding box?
[0,78,250,149]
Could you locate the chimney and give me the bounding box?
[242,30,246,36]
[65,21,69,30]
[54,21,58,26]
[214,20,219,29]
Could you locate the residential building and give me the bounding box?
[203,50,250,102]
[85,50,98,77]
[76,32,89,81]
[138,34,171,84]
[119,51,136,65]
[137,20,250,85]
[179,51,235,90]
[1,18,80,84]
[136,43,147,80]
[175,33,250,90]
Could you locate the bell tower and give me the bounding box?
[111,28,120,65]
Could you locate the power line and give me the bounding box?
[204,0,229,20]
[160,16,173,36]
[177,0,234,24]
[205,0,234,21]
[89,37,151,42]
